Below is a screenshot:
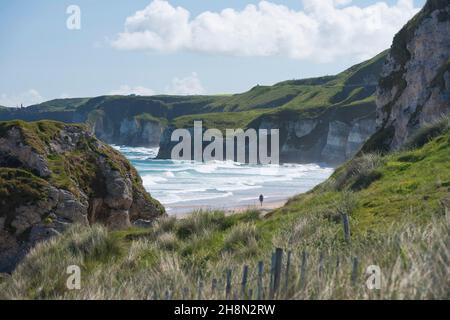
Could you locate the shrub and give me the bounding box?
[176,211,230,239]
[157,232,179,251]
[333,153,384,190]
[223,222,259,252]
[67,225,122,263]
[403,115,450,150]
[154,216,177,233]
[335,191,357,216]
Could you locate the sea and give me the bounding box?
[112,146,334,216]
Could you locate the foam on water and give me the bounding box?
[112,145,334,215]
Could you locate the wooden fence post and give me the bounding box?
[257,261,264,300]
[351,257,359,286]
[226,269,232,300]
[342,214,351,243]
[318,252,324,278]
[284,250,292,295]
[269,248,283,299]
[241,265,249,298]
[182,287,189,300]
[211,278,217,297]
[197,279,203,300]
[299,250,308,289]
[269,251,276,298]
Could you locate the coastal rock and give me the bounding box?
[366,0,450,151]
[0,127,51,177]
[101,161,133,210]
[294,120,318,138]
[157,110,376,165]
[54,189,89,225]
[106,210,131,230]
[0,120,165,272]
[93,115,164,147]
[321,121,351,164]
[133,219,153,228]
[10,206,43,235]
[346,118,377,157]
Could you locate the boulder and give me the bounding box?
[0,120,166,272]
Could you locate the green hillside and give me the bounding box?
[0,51,387,131]
[0,51,388,164]
[27,98,90,112]
[165,51,387,130]
[1,118,448,300]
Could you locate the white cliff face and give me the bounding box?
[92,114,164,147]
[142,121,164,145]
[119,118,140,137]
[320,118,376,164]
[157,112,375,165]
[293,120,318,138]
[376,2,450,149]
[346,118,377,158]
[321,121,351,162]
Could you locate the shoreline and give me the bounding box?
[169,198,288,218]
[224,199,288,215]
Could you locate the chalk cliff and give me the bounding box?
[364,0,450,152]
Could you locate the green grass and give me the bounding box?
[1,129,448,299]
[134,113,168,126]
[0,120,69,155]
[172,110,269,130]
[0,168,50,223]
[27,98,90,112]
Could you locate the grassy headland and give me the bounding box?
[1,118,448,300]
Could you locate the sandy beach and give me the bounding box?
[225,199,288,214]
[171,198,288,217]
[112,146,333,217]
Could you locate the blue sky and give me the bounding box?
[0,0,425,107]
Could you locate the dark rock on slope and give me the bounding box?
[0,120,165,272]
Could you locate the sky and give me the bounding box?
[0,0,425,107]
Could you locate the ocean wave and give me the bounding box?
[111,145,159,160]
[113,145,334,214]
[157,191,234,205]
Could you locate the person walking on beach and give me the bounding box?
[259,194,264,207]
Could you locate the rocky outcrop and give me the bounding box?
[157,105,377,165]
[277,110,376,164]
[364,0,450,152]
[0,120,165,272]
[92,115,164,147]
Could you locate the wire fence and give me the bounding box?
[152,246,362,300]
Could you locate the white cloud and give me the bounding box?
[111,0,420,62]
[110,72,206,96]
[0,89,45,107]
[165,72,206,95]
[109,85,155,96]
